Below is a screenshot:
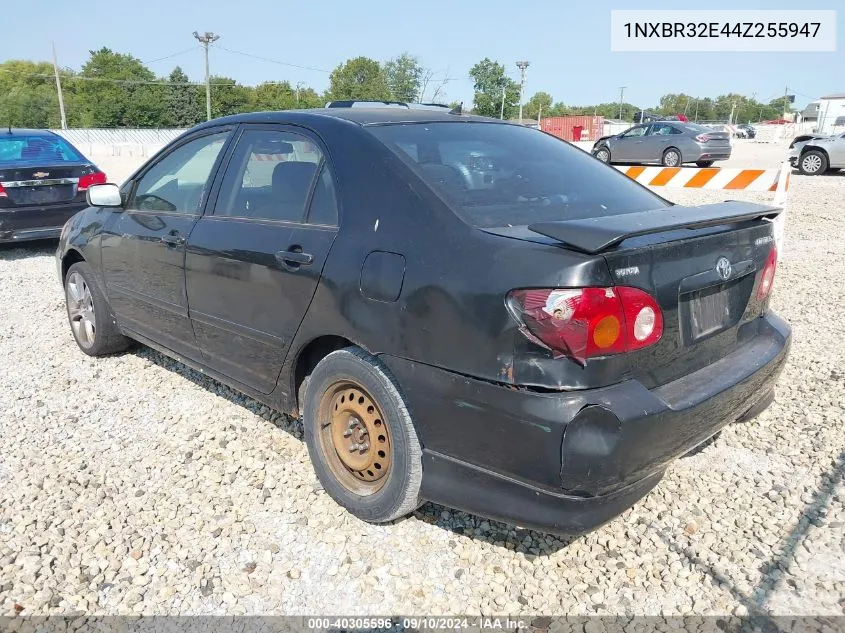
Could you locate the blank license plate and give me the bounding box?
[689,287,731,339]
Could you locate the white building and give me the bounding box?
[816,94,845,135]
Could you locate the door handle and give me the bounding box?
[275,247,313,267]
[161,233,185,246]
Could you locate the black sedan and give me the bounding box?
[1,129,106,243]
[55,106,790,536]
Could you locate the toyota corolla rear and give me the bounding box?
[367,120,790,535]
[0,131,106,243]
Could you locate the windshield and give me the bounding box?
[368,122,669,228]
[0,135,84,163]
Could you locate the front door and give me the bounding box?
[613,125,649,162]
[100,129,231,360]
[185,125,339,393]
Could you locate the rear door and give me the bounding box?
[185,124,339,393]
[100,128,232,360]
[645,123,679,161]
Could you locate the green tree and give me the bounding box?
[523,91,553,120]
[328,57,390,101]
[164,66,203,127]
[0,60,77,128]
[250,81,297,111]
[207,75,251,118]
[384,53,423,102]
[76,47,164,127]
[468,58,519,119]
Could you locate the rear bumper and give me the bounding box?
[0,203,85,243]
[690,149,732,162]
[381,312,790,535]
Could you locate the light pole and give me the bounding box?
[618,86,626,120]
[500,85,506,120]
[193,31,220,121]
[516,60,530,122]
[51,42,67,130]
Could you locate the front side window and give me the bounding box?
[129,132,228,214]
[621,126,648,138]
[368,122,668,229]
[214,129,323,222]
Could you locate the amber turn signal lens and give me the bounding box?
[592,315,621,349]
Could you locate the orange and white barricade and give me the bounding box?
[615,162,791,257]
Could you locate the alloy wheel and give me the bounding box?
[595,148,610,163]
[66,272,96,348]
[801,154,823,174]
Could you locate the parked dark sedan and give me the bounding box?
[0,129,106,243]
[56,106,790,536]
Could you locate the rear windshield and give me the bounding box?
[368,122,668,228]
[0,135,83,163]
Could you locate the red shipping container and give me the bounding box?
[541,115,604,142]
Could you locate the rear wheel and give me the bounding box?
[799,150,828,175]
[64,261,131,356]
[695,160,715,168]
[303,347,422,523]
[594,147,611,164]
[662,148,681,167]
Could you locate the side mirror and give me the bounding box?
[86,183,123,208]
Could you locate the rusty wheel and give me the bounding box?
[303,347,422,523]
[317,381,392,495]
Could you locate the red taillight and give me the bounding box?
[0,183,6,198]
[756,246,778,301]
[695,134,712,143]
[508,286,664,364]
[77,171,107,191]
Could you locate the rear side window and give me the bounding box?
[0,135,83,162]
[368,122,668,228]
[214,129,322,222]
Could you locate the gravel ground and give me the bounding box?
[1,170,843,618]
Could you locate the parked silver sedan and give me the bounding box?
[592,122,732,167]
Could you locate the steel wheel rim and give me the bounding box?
[596,149,609,163]
[664,151,680,167]
[802,154,822,173]
[317,380,392,496]
[66,272,96,348]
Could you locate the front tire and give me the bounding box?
[303,347,423,523]
[594,146,611,164]
[662,148,682,167]
[64,261,131,356]
[799,150,828,175]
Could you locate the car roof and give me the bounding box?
[1,128,57,137]
[195,108,497,130]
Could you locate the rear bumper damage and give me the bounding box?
[0,203,86,243]
[381,312,790,535]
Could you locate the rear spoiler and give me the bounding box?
[527,201,782,254]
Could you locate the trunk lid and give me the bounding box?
[526,201,780,388]
[602,221,776,387]
[0,162,94,207]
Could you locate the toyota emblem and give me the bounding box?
[716,257,732,280]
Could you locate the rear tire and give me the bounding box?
[798,150,828,175]
[64,261,132,356]
[662,148,682,167]
[695,160,715,168]
[302,347,423,523]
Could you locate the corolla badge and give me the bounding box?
[716,257,732,280]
